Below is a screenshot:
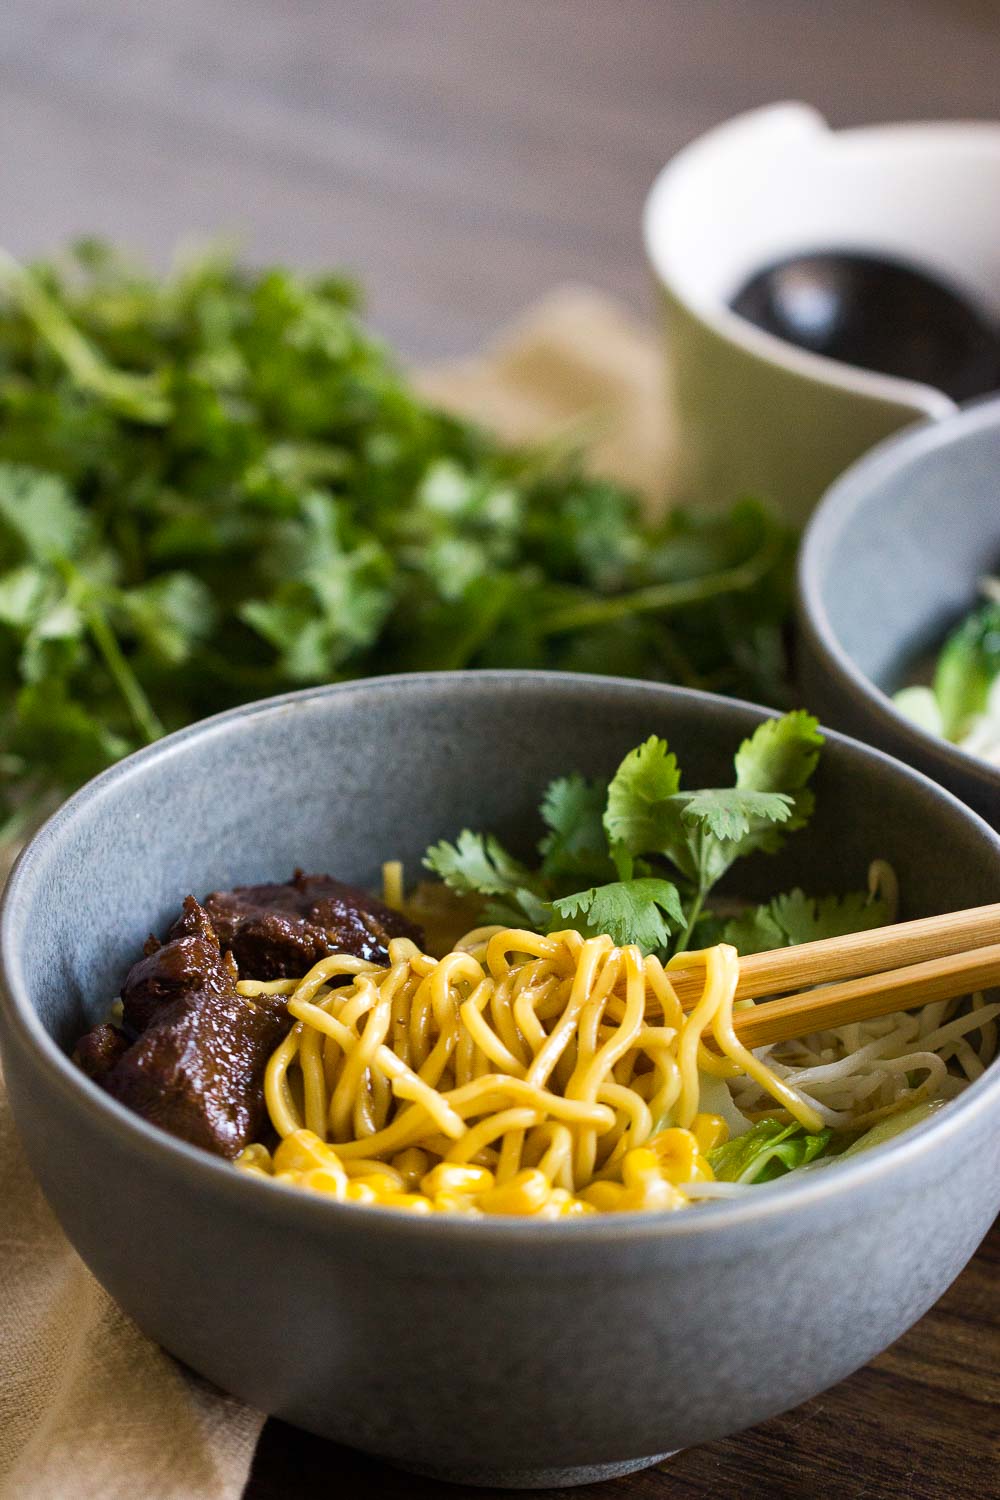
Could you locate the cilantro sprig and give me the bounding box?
[424,710,885,958]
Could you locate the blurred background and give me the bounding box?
[3,6,999,1497]
[3,0,999,360]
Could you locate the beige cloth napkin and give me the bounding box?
[0,286,668,1500]
[415,285,675,513]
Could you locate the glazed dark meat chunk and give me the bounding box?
[74,875,422,1158]
[85,897,290,1158]
[203,869,424,979]
[121,895,237,1033]
[75,1022,131,1083]
[101,982,287,1159]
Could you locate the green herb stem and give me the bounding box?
[0,249,169,424]
[83,603,164,744]
[672,886,707,956]
[535,538,782,636]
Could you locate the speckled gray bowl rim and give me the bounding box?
[2,671,998,1248]
[798,395,1000,804]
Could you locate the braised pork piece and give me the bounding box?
[74,873,423,1158]
[203,869,422,977]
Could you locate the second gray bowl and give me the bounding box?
[797,397,1000,827]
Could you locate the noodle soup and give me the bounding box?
[73,711,998,1218]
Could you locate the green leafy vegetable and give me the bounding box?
[895,594,1000,750]
[707,1118,832,1183]
[841,1099,947,1157]
[733,706,822,814]
[932,600,1000,740]
[425,710,840,958]
[603,736,684,869]
[0,240,796,832]
[723,887,891,956]
[550,879,684,950]
[422,831,550,929]
[603,710,824,949]
[538,775,615,885]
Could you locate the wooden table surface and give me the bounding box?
[3,3,998,1496]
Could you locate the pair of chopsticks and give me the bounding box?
[666,903,1000,1050]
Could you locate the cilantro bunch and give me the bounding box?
[0,241,794,840]
[425,711,890,957]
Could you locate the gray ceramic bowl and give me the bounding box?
[797,397,1000,829]
[2,672,999,1490]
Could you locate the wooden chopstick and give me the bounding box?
[729,941,1000,1051]
[667,902,1000,1008]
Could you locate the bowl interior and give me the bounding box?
[804,402,1000,695]
[5,674,1000,1066]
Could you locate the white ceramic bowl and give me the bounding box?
[644,102,1000,523]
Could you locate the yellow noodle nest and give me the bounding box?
[235,926,823,1217]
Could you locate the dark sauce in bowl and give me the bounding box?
[730,251,1000,402]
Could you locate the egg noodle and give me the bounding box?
[234,913,831,1217]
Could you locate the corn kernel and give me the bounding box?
[377,1192,434,1214]
[537,1187,597,1219]
[616,1179,687,1213]
[302,1167,349,1198]
[344,1180,379,1205]
[432,1192,483,1215]
[235,1143,273,1174]
[621,1147,662,1189]
[688,1154,715,1183]
[349,1172,401,1198]
[274,1129,336,1175]
[420,1163,494,1197]
[691,1113,728,1153]
[478,1168,551,1216]
[645,1129,700,1183]
[579,1181,625,1212]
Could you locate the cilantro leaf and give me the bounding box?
[0,566,52,629]
[550,878,684,952]
[118,573,217,666]
[0,463,90,563]
[240,493,393,678]
[595,713,825,949]
[724,887,890,955]
[707,1118,832,1183]
[482,891,552,931]
[767,888,890,946]
[721,903,785,957]
[603,736,687,869]
[423,830,550,929]
[9,682,130,788]
[733,709,823,831]
[538,773,614,885]
[424,829,541,898]
[680,787,792,842]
